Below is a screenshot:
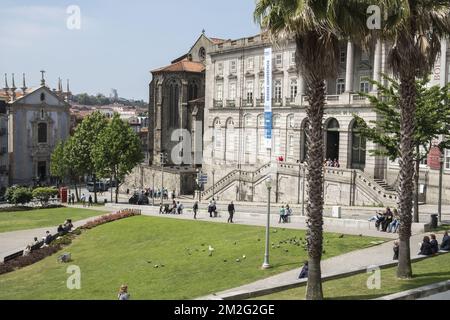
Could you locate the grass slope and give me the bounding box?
[0,215,384,300]
[253,252,450,300]
[0,207,104,233]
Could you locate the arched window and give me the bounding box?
[326,118,340,161]
[38,123,47,143]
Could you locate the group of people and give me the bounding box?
[369,207,400,233]
[159,200,184,215]
[80,194,94,207]
[129,188,175,200]
[324,158,341,168]
[23,219,74,257]
[393,231,450,260]
[279,205,293,224]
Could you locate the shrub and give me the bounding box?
[5,187,33,205]
[0,245,61,275]
[32,187,59,207]
[82,209,141,230]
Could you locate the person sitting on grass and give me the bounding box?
[393,240,399,260]
[298,261,309,279]
[418,236,433,256]
[118,285,130,300]
[441,231,450,251]
[430,234,439,254]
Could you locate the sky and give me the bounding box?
[0,0,261,101]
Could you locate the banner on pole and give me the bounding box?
[264,48,272,149]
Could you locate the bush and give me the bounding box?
[32,187,59,207]
[0,245,61,275]
[82,209,141,230]
[5,187,33,205]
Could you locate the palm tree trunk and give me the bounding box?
[397,74,416,279]
[413,147,420,223]
[305,78,325,300]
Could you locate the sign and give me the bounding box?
[264,48,273,149]
[428,147,443,170]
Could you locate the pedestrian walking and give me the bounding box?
[81,194,86,207]
[228,201,235,223]
[88,194,93,207]
[208,200,213,218]
[71,193,75,205]
[193,201,199,219]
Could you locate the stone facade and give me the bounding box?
[6,81,70,186]
[0,99,8,194]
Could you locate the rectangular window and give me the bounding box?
[337,78,346,95]
[229,82,236,100]
[217,62,224,76]
[290,51,296,65]
[247,57,254,71]
[230,60,237,74]
[446,150,450,169]
[274,80,282,103]
[290,79,298,101]
[288,135,295,157]
[246,81,254,104]
[260,80,265,101]
[275,53,283,68]
[360,77,370,93]
[340,49,347,64]
[216,83,223,100]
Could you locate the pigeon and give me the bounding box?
[147,261,152,264]
[208,246,215,256]
[339,235,345,239]
[242,255,246,259]
[154,265,159,268]
[236,259,241,262]
[223,260,228,263]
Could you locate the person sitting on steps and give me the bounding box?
[441,231,450,251]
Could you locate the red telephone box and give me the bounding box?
[60,187,68,204]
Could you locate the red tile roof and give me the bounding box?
[152,59,205,73]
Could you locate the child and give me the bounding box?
[118,285,130,300]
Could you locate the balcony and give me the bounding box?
[285,97,295,106]
[213,99,223,108]
[226,99,236,108]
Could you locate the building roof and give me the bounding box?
[210,37,226,44]
[151,59,205,74]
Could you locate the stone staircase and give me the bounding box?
[374,179,397,192]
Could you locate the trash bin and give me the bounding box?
[430,214,439,229]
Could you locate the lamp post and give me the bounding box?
[262,177,272,270]
[212,169,216,200]
[160,152,167,207]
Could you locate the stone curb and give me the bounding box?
[374,280,450,300]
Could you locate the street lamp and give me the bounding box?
[262,177,272,270]
[160,152,167,207]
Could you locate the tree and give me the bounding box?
[254,0,369,300]
[70,111,108,203]
[50,142,68,187]
[354,76,450,222]
[93,114,144,204]
[5,186,33,206]
[32,187,59,207]
[376,0,450,279]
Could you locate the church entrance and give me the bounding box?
[326,119,340,162]
[38,161,47,181]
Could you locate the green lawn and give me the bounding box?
[252,253,450,300]
[0,207,105,233]
[0,215,385,300]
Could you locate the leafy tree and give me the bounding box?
[93,114,144,203]
[375,0,450,279]
[354,76,450,223]
[50,142,68,187]
[254,0,369,299]
[70,112,108,203]
[5,186,33,206]
[32,187,59,207]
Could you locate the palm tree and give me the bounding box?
[379,0,450,279]
[254,0,369,299]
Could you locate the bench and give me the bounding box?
[3,250,24,263]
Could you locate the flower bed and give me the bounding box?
[0,209,141,275]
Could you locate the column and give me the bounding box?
[345,41,354,93]
[372,40,382,92]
